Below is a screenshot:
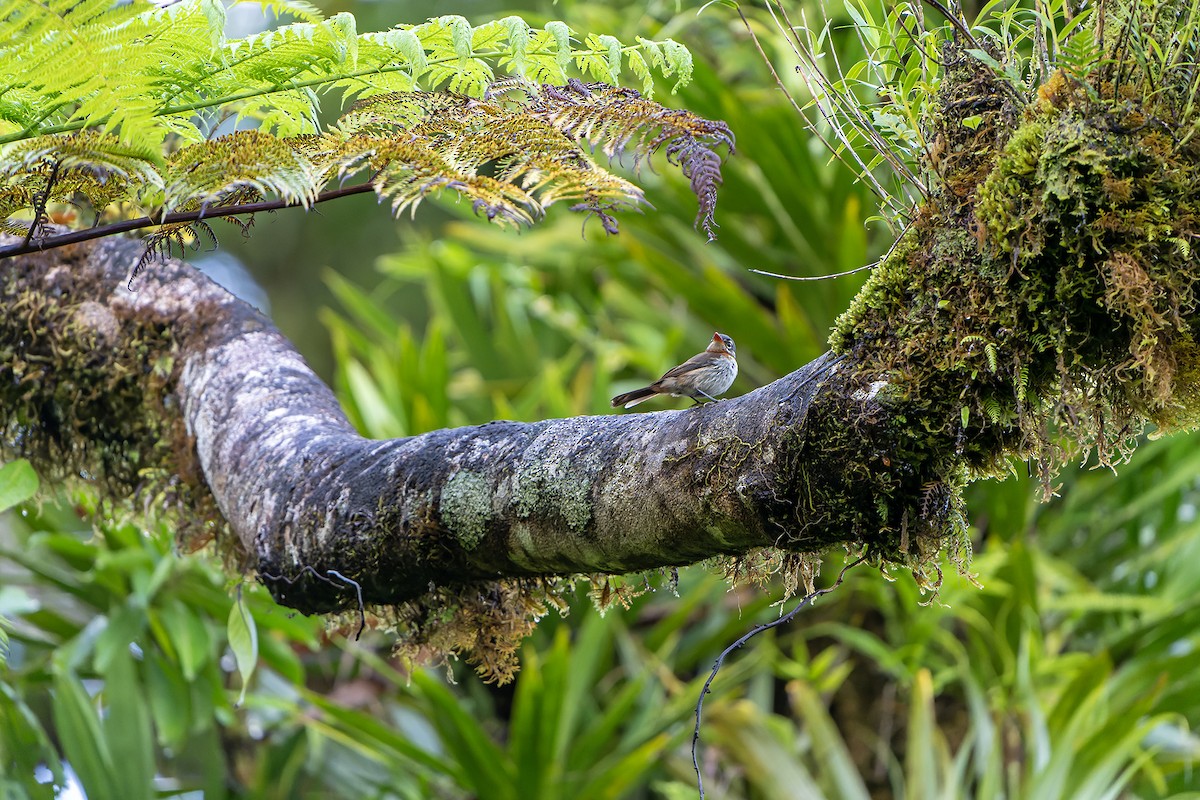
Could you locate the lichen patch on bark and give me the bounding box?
[440,470,493,549]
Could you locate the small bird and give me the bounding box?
[611,332,738,409]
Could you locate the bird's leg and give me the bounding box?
[695,390,720,402]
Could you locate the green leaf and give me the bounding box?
[545,21,573,72]
[499,16,530,76]
[411,671,514,797]
[345,359,406,438]
[598,34,623,83]
[52,670,117,799]
[391,28,428,78]
[1,680,63,786]
[227,586,259,707]
[661,39,693,91]
[0,459,38,512]
[697,0,740,13]
[94,604,148,673]
[627,50,653,95]
[787,681,871,799]
[103,648,155,800]
[154,600,212,682]
[439,14,473,61]
[905,669,942,799]
[145,651,191,749]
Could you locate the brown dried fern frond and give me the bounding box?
[0,131,163,225]
[515,80,735,240]
[330,88,648,230]
[333,81,729,236]
[163,131,322,213]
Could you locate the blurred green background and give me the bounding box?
[4,0,1200,797]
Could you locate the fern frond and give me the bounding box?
[983,397,1003,425]
[328,90,644,229]
[232,0,326,24]
[985,342,999,373]
[517,82,734,240]
[1,75,730,258]
[136,219,221,284]
[0,0,696,154]
[0,131,163,220]
[0,185,34,221]
[0,131,160,184]
[1,0,730,259]
[372,138,539,226]
[163,131,319,212]
[0,0,225,148]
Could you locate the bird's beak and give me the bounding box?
[712,332,721,344]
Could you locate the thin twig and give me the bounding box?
[260,565,368,640]
[0,182,374,260]
[924,0,1026,105]
[923,0,984,50]
[733,4,898,212]
[750,261,877,280]
[691,553,868,799]
[771,1,921,208]
[21,159,61,248]
[326,570,367,640]
[753,218,912,282]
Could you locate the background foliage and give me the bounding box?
[4,0,1200,798]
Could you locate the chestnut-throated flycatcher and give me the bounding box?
[611,333,738,409]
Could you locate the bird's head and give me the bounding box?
[707,332,736,357]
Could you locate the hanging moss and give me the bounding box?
[0,246,224,552]
[833,23,1200,520]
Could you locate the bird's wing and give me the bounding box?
[656,354,710,381]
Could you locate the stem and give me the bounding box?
[0,46,618,145]
[0,182,374,260]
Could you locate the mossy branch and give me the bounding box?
[10,0,1200,681]
[2,235,962,680]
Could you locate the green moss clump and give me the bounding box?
[0,249,223,553]
[827,26,1200,580]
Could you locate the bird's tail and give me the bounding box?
[611,387,658,408]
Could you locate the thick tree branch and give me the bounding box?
[2,236,953,617]
[7,3,1200,675]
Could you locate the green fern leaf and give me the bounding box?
[636,36,693,93]
[627,51,654,95]
[234,0,326,24]
[598,35,624,83]
[522,28,570,85]
[499,16,531,77]
[413,17,495,96]
[662,39,693,92]
[577,34,618,84]
[545,21,574,73]
[441,15,473,61]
